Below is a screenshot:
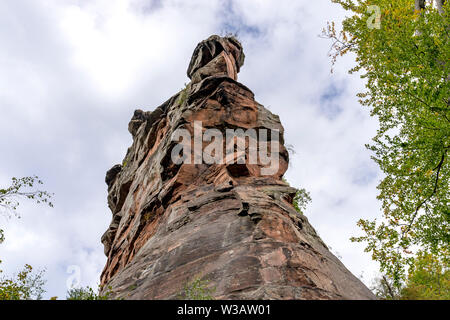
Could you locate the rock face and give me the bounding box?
[100,35,376,300]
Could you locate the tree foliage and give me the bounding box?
[323,0,449,287]
[178,277,216,300]
[373,251,449,299]
[0,176,53,300]
[0,264,46,300]
[292,188,312,214]
[66,286,111,300]
[0,176,53,217]
[371,274,403,299]
[282,178,312,215]
[401,250,450,299]
[0,175,53,256]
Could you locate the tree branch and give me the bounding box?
[403,148,447,236]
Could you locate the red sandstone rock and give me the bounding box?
[100,35,376,300]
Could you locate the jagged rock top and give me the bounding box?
[187,35,245,83]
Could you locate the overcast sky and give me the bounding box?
[0,0,382,299]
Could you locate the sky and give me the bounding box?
[0,0,382,299]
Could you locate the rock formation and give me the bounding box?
[100,35,376,300]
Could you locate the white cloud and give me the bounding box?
[0,0,382,298]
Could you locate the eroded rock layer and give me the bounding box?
[100,35,375,300]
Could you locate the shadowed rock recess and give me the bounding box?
[100,35,376,300]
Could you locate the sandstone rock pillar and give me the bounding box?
[100,35,376,300]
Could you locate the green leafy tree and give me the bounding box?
[0,176,53,217]
[0,176,53,256]
[66,286,111,300]
[372,251,449,299]
[0,264,46,300]
[0,175,53,251]
[178,277,215,300]
[292,188,312,215]
[371,274,403,300]
[400,250,450,299]
[323,0,449,287]
[282,178,312,215]
[0,176,53,300]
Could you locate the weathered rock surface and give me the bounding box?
[100,35,376,300]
